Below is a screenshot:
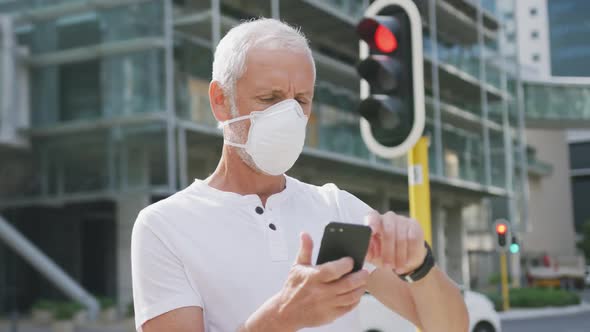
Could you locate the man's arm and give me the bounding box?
[362,210,469,332]
[366,266,469,332]
[142,307,204,332]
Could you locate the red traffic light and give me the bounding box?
[375,25,398,53]
[496,223,507,235]
[357,16,400,54]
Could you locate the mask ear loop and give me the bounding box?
[222,114,251,149]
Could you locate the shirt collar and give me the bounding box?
[190,174,297,206]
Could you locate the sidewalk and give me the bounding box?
[499,301,590,321]
[0,319,133,332]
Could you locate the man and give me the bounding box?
[131,18,468,332]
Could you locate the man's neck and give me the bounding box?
[205,146,286,206]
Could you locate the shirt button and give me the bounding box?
[255,206,264,215]
[268,223,277,231]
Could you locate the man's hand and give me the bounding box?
[364,210,427,275]
[241,232,369,331]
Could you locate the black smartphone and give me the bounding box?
[316,222,372,273]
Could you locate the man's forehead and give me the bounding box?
[239,48,315,93]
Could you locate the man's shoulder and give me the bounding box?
[289,176,350,206]
[290,176,373,219]
[134,182,211,230]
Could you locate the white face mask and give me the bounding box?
[222,99,308,176]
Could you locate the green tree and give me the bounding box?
[577,221,590,261]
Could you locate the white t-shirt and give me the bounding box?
[131,175,374,332]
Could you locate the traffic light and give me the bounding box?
[494,220,510,251]
[510,235,520,254]
[357,0,424,158]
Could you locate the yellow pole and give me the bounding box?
[408,137,432,332]
[500,252,510,311]
[408,137,432,245]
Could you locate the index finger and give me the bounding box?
[317,257,354,282]
[364,210,383,236]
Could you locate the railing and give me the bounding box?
[524,78,590,122]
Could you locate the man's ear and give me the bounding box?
[209,80,232,122]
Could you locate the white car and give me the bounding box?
[359,289,501,332]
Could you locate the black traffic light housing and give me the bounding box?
[494,220,510,251]
[357,0,424,158]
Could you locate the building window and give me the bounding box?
[531,30,539,39]
[506,32,516,42]
[532,53,540,62]
[530,7,537,16]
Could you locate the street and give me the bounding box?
[503,311,590,332]
[502,289,590,332]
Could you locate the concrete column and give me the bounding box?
[511,253,522,288]
[378,188,390,214]
[116,193,149,314]
[445,206,470,288]
[431,202,447,273]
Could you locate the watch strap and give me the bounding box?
[397,242,435,283]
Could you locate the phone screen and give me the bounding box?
[316,222,372,272]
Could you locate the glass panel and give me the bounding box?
[317,103,367,160]
[490,131,506,188]
[40,133,110,194]
[487,99,503,124]
[570,142,590,170]
[174,38,217,125]
[101,1,163,43]
[439,92,482,118]
[483,37,501,89]
[16,1,163,55]
[120,124,167,188]
[102,50,165,117]
[524,83,590,121]
[548,0,590,77]
[424,103,442,176]
[442,125,485,184]
[313,81,370,161]
[60,60,101,121]
[433,0,480,79]
[32,49,165,126]
[0,0,108,13]
[322,0,366,19]
[481,0,497,17]
[62,144,109,193]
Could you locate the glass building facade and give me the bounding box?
[0,0,527,310]
[548,0,590,77]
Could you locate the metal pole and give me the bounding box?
[428,0,443,177]
[178,127,188,188]
[409,137,432,332]
[164,0,177,192]
[409,137,433,245]
[271,0,280,19]
[211,0,221,47]
[500,252,510,311]
[477,1,492,186]
[497,2,520,288]
[0,215,100,320]
[512,0,531,233]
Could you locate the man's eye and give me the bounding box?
[297,99,308,105]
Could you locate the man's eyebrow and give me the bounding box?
[256,88,313,97]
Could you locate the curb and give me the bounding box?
[499,302,590,321]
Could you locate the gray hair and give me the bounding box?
[212,18,316,105]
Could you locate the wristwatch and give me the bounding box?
[397,242,435,283]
